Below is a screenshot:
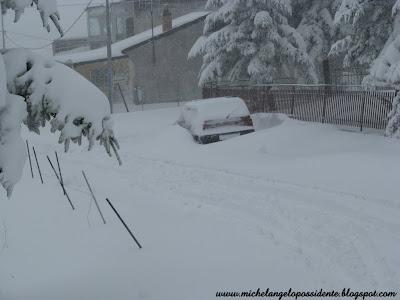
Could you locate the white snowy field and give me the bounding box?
[0,108,399,300]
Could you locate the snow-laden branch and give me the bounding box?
[2,0,63,36]
[3,49,118,155]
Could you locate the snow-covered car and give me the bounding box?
[177,97,255,144]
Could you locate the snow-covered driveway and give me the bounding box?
[0,108,399,300]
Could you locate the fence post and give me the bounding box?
[322,59,331,85]
[322,59,332,124]
[360,95,366,132]
[322,92,327,124]
[290,86,295,116]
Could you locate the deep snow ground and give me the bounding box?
[0,107,399,300]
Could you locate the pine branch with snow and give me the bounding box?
[386,93,400,138]
[294,0,339,81]
[0,0,118,196]
[3,49,117,154]
[2,0,63,35]
[330,0,393,68]
[190,0,317,85]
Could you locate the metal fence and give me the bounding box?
[203,83,395,131]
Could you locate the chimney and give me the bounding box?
[162,5,172,32]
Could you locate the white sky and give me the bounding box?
[1,0,102,56]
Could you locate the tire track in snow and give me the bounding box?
[64,153,400,289]
[127,155,400,288]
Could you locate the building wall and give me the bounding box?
[71,57,132,104]
[125,19,203,104]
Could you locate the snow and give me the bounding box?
[177,97,252,136]
[0,107,399,299]
[54,12,209,64]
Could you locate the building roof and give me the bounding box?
[55,11,208,65]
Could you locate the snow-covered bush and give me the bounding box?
[0,0,117,196]
[189,0,318,85]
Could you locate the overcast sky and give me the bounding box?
[1,0,102,56]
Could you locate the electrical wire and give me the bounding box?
[9,0,96,50]
[6,30,54,41]
[5,32,26,48]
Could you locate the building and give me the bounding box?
[122,10,205,104]
[52,0,206,55]
[86,0,206,49]
[55,11,208,106]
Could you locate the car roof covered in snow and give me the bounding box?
[54,11,209,65]
[183,97,251,120]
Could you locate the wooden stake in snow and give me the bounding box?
[26,140,34,178]
[82,171,106,224]
[47,156,75,210]
[106,198,142,249]
[32,146,43,184]
[55,151,65,195]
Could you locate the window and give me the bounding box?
[89,17,101,37]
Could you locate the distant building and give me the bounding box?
[86,0,206,50]
[55,11,208,106]
[51,0,206,56]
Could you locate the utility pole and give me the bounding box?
[105,0,113,113]
[150,0,156,65]
[1,2,6,49]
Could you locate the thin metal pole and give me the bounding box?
[55,151,65,195]
[106,198,142,249]
[150,0,156,65]
[105,0,114,113]
[47,156,75,210]
[26,140,34,178]
[32,146,43,184]
[117,83,129,112]
[1,2,5,49]
[82,170,106,224]
[110,139,122,166]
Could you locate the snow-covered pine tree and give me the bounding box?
[293,0,339,82]
[330,0,394,69]
[0,0,118,196]
[189,0,317,85]
[364,0,400,137]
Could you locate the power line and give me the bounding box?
[10,0,96,50]
[6,30,54,41]
[58,2,103,7]
[4,32,25,48]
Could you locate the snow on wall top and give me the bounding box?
[54,11,209,64]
